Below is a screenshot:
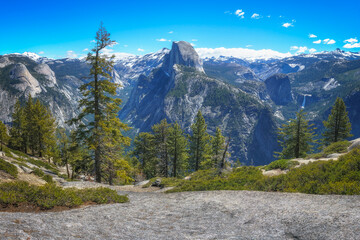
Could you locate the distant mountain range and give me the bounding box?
[1,44,360,165]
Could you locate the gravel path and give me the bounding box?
[1,190,360,239]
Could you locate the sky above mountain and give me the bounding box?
[1,0,359,59]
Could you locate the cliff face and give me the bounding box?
[120,41,279,165]
[265,73,293,105]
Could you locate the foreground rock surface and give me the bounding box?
[1,190,360,239]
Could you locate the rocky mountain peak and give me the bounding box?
[10,63,41,96]
[162,41,204,74]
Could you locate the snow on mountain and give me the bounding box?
[196,47,292,62]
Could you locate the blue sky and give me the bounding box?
[1,0,359,59]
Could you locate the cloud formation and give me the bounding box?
[309,48,317,53]
[313,40,321,44]
[251,13,261,19]
[282,22,293,28]
[344,38,358,44]
[235,9,245,18]
[290,46,308,54]
[137,48,145,52]
[168,31,174,34]
[156,38,171,42]
[66,50,77,58]
[343,43,360,49]
[195,47,291,61]
[309,34,317,38]
[38,51,44,54]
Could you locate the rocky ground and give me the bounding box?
[1,188,360,240]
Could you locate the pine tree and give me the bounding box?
[32,99,56,157]
[189,110,211,171]
[133,132,158,179]
[168,122,188,177]
[277,110,316,159]
[152,119,171,177]
[9,98,30,153]
[100,102,131,185]
[9,100,25,151]
[211,127,226,169]
[0,121,9,151]
[71,23,129,182]
[24,95,35,154]
[57,128,72,177]
[323,97,352,145]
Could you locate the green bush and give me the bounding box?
[307,141,351,159]
[32,168,45,177]
[167,149,360,195]
[0,159,18,178]
[42,174,53,183]
[264,159,299,171]
[0,181,129,210]
[323,141,351,155]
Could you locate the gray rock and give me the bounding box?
[265,73,293,105]
[10,63,41,97]
[162,41,204,74]
[1,191,360,239]
[151,178,162,187]
[135,180,150,186]
[349,138,360,151]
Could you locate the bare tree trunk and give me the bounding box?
[219,137,230,174]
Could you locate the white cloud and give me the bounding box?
[246,45,253,48]
[282,22,293,28]
[83,48,89,52]
[309,48,317,53]
[309,34,317,38]
[109,41,118,47]
[66,50,77,58]
[235,9,245,18]
[344,38,358,43]
[90,40,96,43]
[290,46,308,54]
[168,31,174,34]
[195,47,291,61]
[100,48,135,60]
[191,39,198,42]
[156,38,171,42]
[313,40,322,44]
[251,13,261,19]
[190,43,196,47]
[38,51,44,55]
[101,48,114,55]
[327,39,336,44]
[267,15,271,18]
[343,43,360,49]
[323,39,330,43]
[137,48,145,52]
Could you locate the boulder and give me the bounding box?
[152,178,162,187]
[348,138,360,151]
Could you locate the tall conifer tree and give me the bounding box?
[152,119,170,177]
[71,23,129,182]
[277,110,316,159]
[0,121,8,151]
[189,111,211,171]
[168,122,188,177]
[323,97,352,144]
